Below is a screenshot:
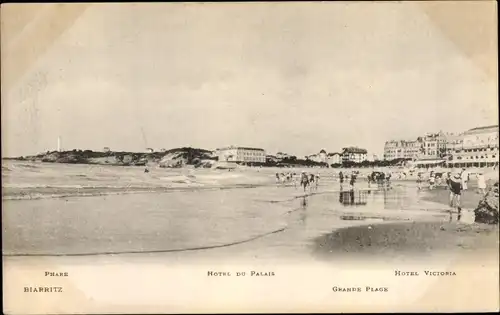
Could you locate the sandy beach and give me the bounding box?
[3,161,499,313]
[3,160,498,264]
[312,220,499,264]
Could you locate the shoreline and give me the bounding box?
[1,183,273,201]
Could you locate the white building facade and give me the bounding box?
[341,147,368,163]
[216,146,266,163]
[383,140,422,160]
[447,125,499,168]
[383,140,405,160]
[305,149,328,163]
[327,153,342,165]
[318,150,327,163]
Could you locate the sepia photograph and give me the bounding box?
[2,1,499,313]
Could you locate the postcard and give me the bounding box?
[2,1,499,313]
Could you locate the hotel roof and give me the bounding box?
[342,147,368,154]
[468,125,498,131]
[464,125,499,135]
[217,146,265,151]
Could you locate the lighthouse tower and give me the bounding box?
[57,136,61,152]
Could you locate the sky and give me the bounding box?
[2,2,498,158]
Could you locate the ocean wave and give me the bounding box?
[2,190,161,201]
[2,183,270,201]
[12,163,40,170]
[3,183,88,189]
[69,174,100,181]
[2,183,168,190]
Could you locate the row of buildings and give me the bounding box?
[305,147,371,164]
[215,146,373,165]
[197,124,499,169]
[383,125,499,168]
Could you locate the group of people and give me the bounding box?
[417,168,487,193]
[275,171,320,191]
[299,171,320,191]
[425,168,488,213]
[366,171,391,189]
[275,168,490,204]
[338,171,359,191]
[275,172,295,185]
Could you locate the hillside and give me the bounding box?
[15,148,217,167]
[158,147,216,168]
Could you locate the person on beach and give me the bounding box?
[367,174,372,188]
[386,172,392,189]
[435,173,442,186]
[429,171,436,190]
[461,168,469,191]
[439,172,448,188]
[417,172,423,190]
[309,173,316,190]
[378,172,385,189]
[448,172,463,213]
[315,173,320,189]
[281,173,288,185]
[349,172,357,191]
[339,171,344,186]
[292,172,299,189]
[275,173,281,185]
[301,171,310,192]
[476,172,487,195]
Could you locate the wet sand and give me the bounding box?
[313,180,499,264]
[313,220,499,262]
[421,184,484,210]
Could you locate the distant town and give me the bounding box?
[10,124,499,170]
[215,124,499,169]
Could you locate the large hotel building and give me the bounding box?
[447,125,499,168]
[383,139,421,160]
[216,146,266,163]
[383,125,499,168]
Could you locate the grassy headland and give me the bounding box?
[9,147,217,168]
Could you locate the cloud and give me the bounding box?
[2,2,497,157]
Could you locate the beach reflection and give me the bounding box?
[338,189,368,206]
